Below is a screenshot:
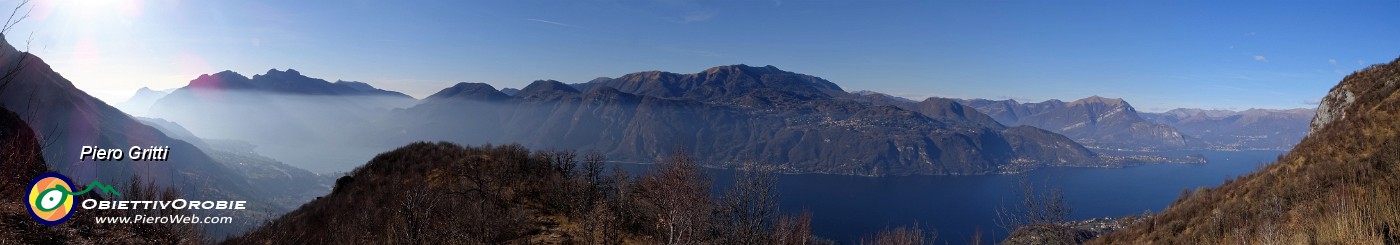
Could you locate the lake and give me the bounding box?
[614,150,1283,244]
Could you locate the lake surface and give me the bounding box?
[614,150,1283,244]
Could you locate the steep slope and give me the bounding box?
[388,65,1107,175]
[0,107,207,244]
[0,36,245,197]
[1093,57,1400,244]
[959,96,1189,150]
[0,107,49,210]
[0,35,322,237]
[1142,108,1313,150]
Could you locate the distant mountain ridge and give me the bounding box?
[114,86,168,116]
[385,64,1138,175]
[187,69,412,98]
[955,96,1189,150]
[423,82,511,102]
[946,95,1313,151]
[1141,108,1313,150]
[145,64,1209,175]
[150,68,418,173]
[575,65,846,102]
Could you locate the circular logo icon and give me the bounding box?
[27,172,75,226]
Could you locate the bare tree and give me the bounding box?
[0,0,31,93]
[551,150,578,176]
[770,211,814,245]
[995,175,1073,244]
[0,0,59,160]
[969,227,984,245]
[606,164,646,234]
[396,190,437,244]
[584,151,606,186]
[0,0,29,34]
[640,150,712,244]
[583,151,606,210]
[860,223,936,245]
[582,198,620,245]
[718,162,780,244]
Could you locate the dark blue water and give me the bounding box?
[612,150,1282,244]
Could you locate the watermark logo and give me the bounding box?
[26,172,121,226]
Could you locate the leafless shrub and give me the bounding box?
[771,211,814,245]
[717,162,780,244]
[639,149,713,244]
[860,223,935,245]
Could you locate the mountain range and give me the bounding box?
[120,61,1306,176]
[144,64,1137,175]
[943,96,1311,151]
[1140,108,1313,150]
[148,69,417,173]
[953,97,1191,151]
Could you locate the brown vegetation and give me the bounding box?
[860,223,936,245]
[996,177,1085,244]
[1092,57,1400,244]
[224,142,823,244]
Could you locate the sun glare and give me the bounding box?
[61,0,140,19]
[68,0,113,17]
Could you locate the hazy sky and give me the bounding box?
[7,0,1399,111]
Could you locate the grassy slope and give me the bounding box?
[1093,57,1400,244]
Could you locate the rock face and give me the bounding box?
[1310,82,1357,132]
[385,64,1107,175]
[957,96,1189,150]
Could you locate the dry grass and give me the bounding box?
[1092,56,1400,244]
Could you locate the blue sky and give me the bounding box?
[8,0,1399,111]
